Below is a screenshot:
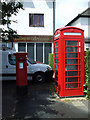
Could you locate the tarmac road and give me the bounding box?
[2,80,90,120]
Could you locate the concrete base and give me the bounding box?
[16,86,28,96]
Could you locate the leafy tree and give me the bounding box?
[0,0,24,47]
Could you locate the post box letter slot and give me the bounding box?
[19,63,23,69]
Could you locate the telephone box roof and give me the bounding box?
[55,26,84,34]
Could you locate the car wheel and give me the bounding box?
[33,73,45,83]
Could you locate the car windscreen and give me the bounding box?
[27,58,36,64]
[8,54,16,65]
[9,54,35,65]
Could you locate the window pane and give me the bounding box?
[68,59,78,64]
[79,65,80,70]
[68,83,78,88]
[68,53,78,58]
[55,82,58,87]
[79,47,80,52]
[68,65,78,70]
[29,14,33,26]
[56,64,58,70]
[65,78,67,82]
[65,84,68,88]
[27,43,34,61]
[79,83,81,87]
[55,48,58,52]
[65,65,78,70]
[79,53,81,58]
[68,71,78,76]
[65,65,67,70]
[68,47,78,52]
[45,43,51,64]
[56,70,58,75]
[65,59,67,64]
[55,53,58,58]
[79,59,80,64]
[34,14,39,26]
[55,42,58,47]
[79,41,80,46]
[65,41,67,45]
[55,76,58,81]
[65,53,67,58]
[36,43,43,62]
[65,71,67,76]
[18,43,26,52]
[40,14,43,26]
[68,77,78,82]
[65,47,67,52]
[68,41,78,46]
[55,59,58,63]
[79,77,81,82]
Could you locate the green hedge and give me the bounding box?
[84,51,90,99]
[48,53,54,71]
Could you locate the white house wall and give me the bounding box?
[68,17,89,39]
[88,18,90,38]
[81,17,89,38]
[10,0,53,36]
[68,18,81,28]
[69,17,90,50]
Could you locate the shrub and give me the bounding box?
[84,51,90,99]
[48,53,54,71]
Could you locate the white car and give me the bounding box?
[1,48,53,83]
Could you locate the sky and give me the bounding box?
[55,0,90,29]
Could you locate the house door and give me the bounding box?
[64,40,82,96]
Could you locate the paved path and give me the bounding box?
[2,81,90,119]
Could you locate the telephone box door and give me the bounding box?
[64,39,84,96]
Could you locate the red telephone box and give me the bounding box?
[14,52,28,95]
[54,26,85,97]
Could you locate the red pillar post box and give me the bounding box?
[54,26,85,97]
[14,52,28,96]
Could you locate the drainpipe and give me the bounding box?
[53,0,55,53]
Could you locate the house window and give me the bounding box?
[27,43,34,61]
[29,14,44,27]
[45,43,52,64]
[18,42,52,64]
[18,43,26,52]
[36,43,43,62]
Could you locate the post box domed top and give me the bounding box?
[14,52,28,57]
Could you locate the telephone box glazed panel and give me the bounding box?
[54,26,85,97]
